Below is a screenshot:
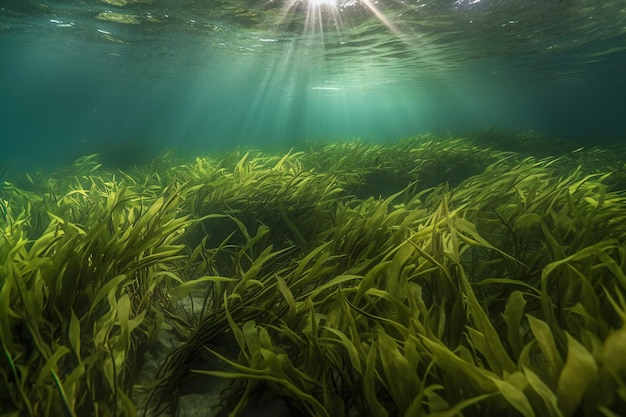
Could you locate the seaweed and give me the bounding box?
[1,132,625,417]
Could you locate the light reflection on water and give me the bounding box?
[1,0,625,84]
[1,0,625,169]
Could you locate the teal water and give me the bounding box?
[1,0,625,169]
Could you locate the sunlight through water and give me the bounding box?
[1,0,625,165]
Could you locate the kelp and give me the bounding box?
[1,133,626,417]
[0,172,188,416]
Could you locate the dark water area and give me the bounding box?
[1,0,625,170]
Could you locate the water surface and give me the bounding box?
[1,0,625,168]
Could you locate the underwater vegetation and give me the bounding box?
[1,132,626,417]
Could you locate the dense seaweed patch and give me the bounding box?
[1,132,626,417]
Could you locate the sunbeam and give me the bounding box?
[277,0,345,36]
[359,0,401,36]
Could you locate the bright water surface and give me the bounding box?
[1,0,625,168]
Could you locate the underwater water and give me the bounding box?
[1,0,626,168]
[3,2,626,417]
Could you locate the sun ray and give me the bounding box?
[360,0,401,36]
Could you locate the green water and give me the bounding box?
[2,3,626,415]
[1,0,625,169]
